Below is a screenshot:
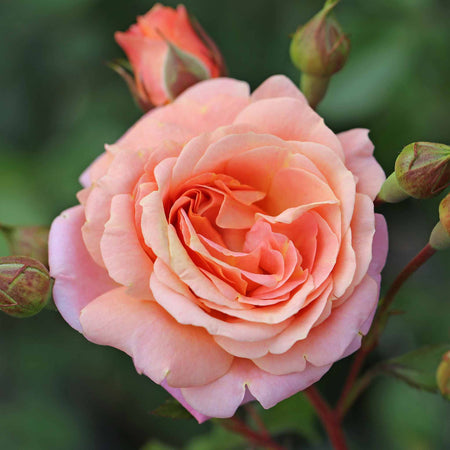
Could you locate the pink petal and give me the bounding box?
[48,206,118,332]
[338,129,385,200]
[254,275,378,373]
[119,78,250,146]
[150,259,291,341]
[368,214,389,282]
[288,141,356,237]
[80,287,233,388]
[100,194,153,298]
[251,75,308,103]
[161,381,210,423]
[82,148,149,266]
[234,97,344,159]
[181,359,331,417]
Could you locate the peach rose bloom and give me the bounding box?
[115,4,226,108]
[49,75,388,422]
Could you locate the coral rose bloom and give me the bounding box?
[49,75,388,422]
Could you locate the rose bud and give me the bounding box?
[436,351,450,400]
[114,4,226,111]
[290,0,350,109]
[376,172,409,204]
[395,142,450,199]
[0,224,49,267]
[429,193,450,250]
[439,192,450,234]
[0,256,52,318]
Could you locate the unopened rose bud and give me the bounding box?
[439,193,450,235]
[429,193,450,250]
[0,224,49,267]
[436,351,450,400]
[376,172,409,204]
[0,256,51,318]
[395,142,450,199]
[290,0,350,108]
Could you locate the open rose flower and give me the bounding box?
[49,75,388,422]
[115,4,226,109]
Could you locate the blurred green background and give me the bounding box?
[0,0,449,448]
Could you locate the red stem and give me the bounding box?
[244,403,271,439]
[224,416,285,450]
[304,387,348,450]
[335,243,436,419]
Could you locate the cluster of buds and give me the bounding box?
[0,256,52,318]
[290,0,350,109]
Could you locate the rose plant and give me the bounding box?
[48,74,388,421]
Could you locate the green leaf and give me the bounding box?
[379,344,450,393]
[152,399,193,420]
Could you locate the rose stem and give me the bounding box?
[304,387,348,450]
[335,243,437,420]
[244,403,271,439]
[222,416,286,450]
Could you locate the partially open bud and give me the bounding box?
[290,0,350,108]
[429,193,450,250]
[0,256,51,318]
[436,350,450,400]
[114,4,226,111]
[0,224,49,267]
[395,142,450,199]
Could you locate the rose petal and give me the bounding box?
[49,206,118,332]
[100,194,153,298]
[80,287,234,388]
[234,97,344,159]
[251,75,308,103]
[338,128,385,200]
[181,359,330,417]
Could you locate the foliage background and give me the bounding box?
[0,0,449,448]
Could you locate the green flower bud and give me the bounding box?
[429,193,450,250]
[0,256,51,318]
[0,224,49,267]
[395,142,450,199]
[439,193,450,235]
[436,350,450,400]
[377,172,409,204]
[290,0,350,108]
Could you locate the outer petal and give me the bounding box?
[115,32,169,105]
[234,97,344,159]
[161,381,210,423]
[48,206,118,332]
[80,287,234,388]
[338,129,385,200]
[251,75,308,103]
[181,359,330,417]
[253,275,378,375]
[117,78,250,151]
